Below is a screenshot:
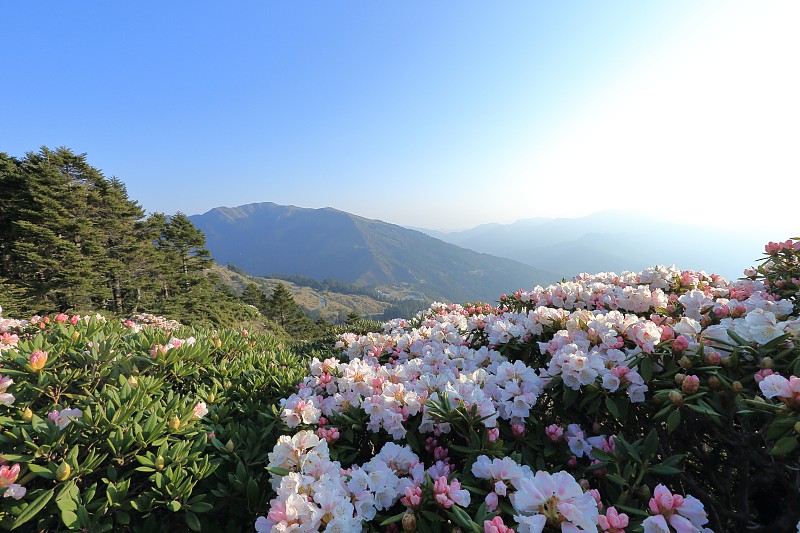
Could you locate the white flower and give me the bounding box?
[511,470,599,533]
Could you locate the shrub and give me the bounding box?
[259,238,800,532]
[0,314,307,531]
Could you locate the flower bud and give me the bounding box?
[71,331,80,342]
[214,339,222,348]
[638,485,651,502]
[169,416,181,430]
[226,439,235,452]
[794,422,800,434]
[56,462,71,481]
[707,376,721,389]
[668,390,684,405]
[155,455,165,470]
[208,393,215,403]
[674,373,686,385]
[731,381,743,394]
[760,357,774,369]
[401,512,416,532]
[681,375,700,394]
[678,356,692,369]
[128,376,139,388]
[21,407,33,421]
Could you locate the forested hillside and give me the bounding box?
[0,147,256,327]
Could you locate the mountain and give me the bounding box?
[415,210,784,281]
[189,203,560,303]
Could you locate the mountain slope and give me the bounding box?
[190,203,559,303]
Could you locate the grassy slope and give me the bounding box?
[211,264,391,321]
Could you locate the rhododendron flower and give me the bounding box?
[485,516,515,533]
[2,483,26,500]
[511,470,599,532]
[642,484,709,533]
[29,350,47,371]
[193,401,208,418]
[0,374,14,406]
[432,476,470,508]
[599,507,629,532]
[681,375,700,394]
[47,407,82,430]
[545,424,564,442]
[0,463,20,487]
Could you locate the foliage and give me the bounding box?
[0,313,310,531]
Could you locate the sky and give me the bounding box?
[2,1,798,233]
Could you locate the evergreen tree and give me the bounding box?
[265,283,312,337]
[240,283,269,313]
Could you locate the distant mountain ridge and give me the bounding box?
[189,202,560,303]
[415,211,781,281]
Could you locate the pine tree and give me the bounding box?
[265,283,312,336]
[240,283,269,313]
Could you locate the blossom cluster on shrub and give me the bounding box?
[259,238,800,532]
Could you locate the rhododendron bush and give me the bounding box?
[0,313,313,531]
[259,238,800,532]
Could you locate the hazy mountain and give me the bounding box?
[415,210,785,281]
[189,203,560,303]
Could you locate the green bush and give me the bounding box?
[0,314,308,531]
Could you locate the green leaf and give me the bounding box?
[642,429,658,459]
[27,463,55,479]
[650,464,683,475]
[770,436,798,456]
[167,500,182,512]
[640,356,654,382]
[12,489,54,530]
[605,396,621,420]
[667,409,681,433]
[185,510,201,531]
[380,512,406,526]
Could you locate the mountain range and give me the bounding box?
[189,203,560,304]
[416,210,782,281]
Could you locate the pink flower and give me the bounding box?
[512,424,526,439]
[47,407,82,430]
[70,314,80,325]
[433,476,470,509]
[485,491,499,512]
[643,484,709,533]
[681,375,700,394]
[484,516,514,533]
[672,336,689,353]
[545,424,564,442]
[401,486,422,509]
[29,350,47,371]
[0,463,20,487]
[55,313,69,323]
[488,428,500,443]
[599,506,629,532]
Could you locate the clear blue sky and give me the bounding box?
[2,1,798,231]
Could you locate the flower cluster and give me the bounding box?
[150,336,197,357]
[642,484,710,533]
[0,463,26,500]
